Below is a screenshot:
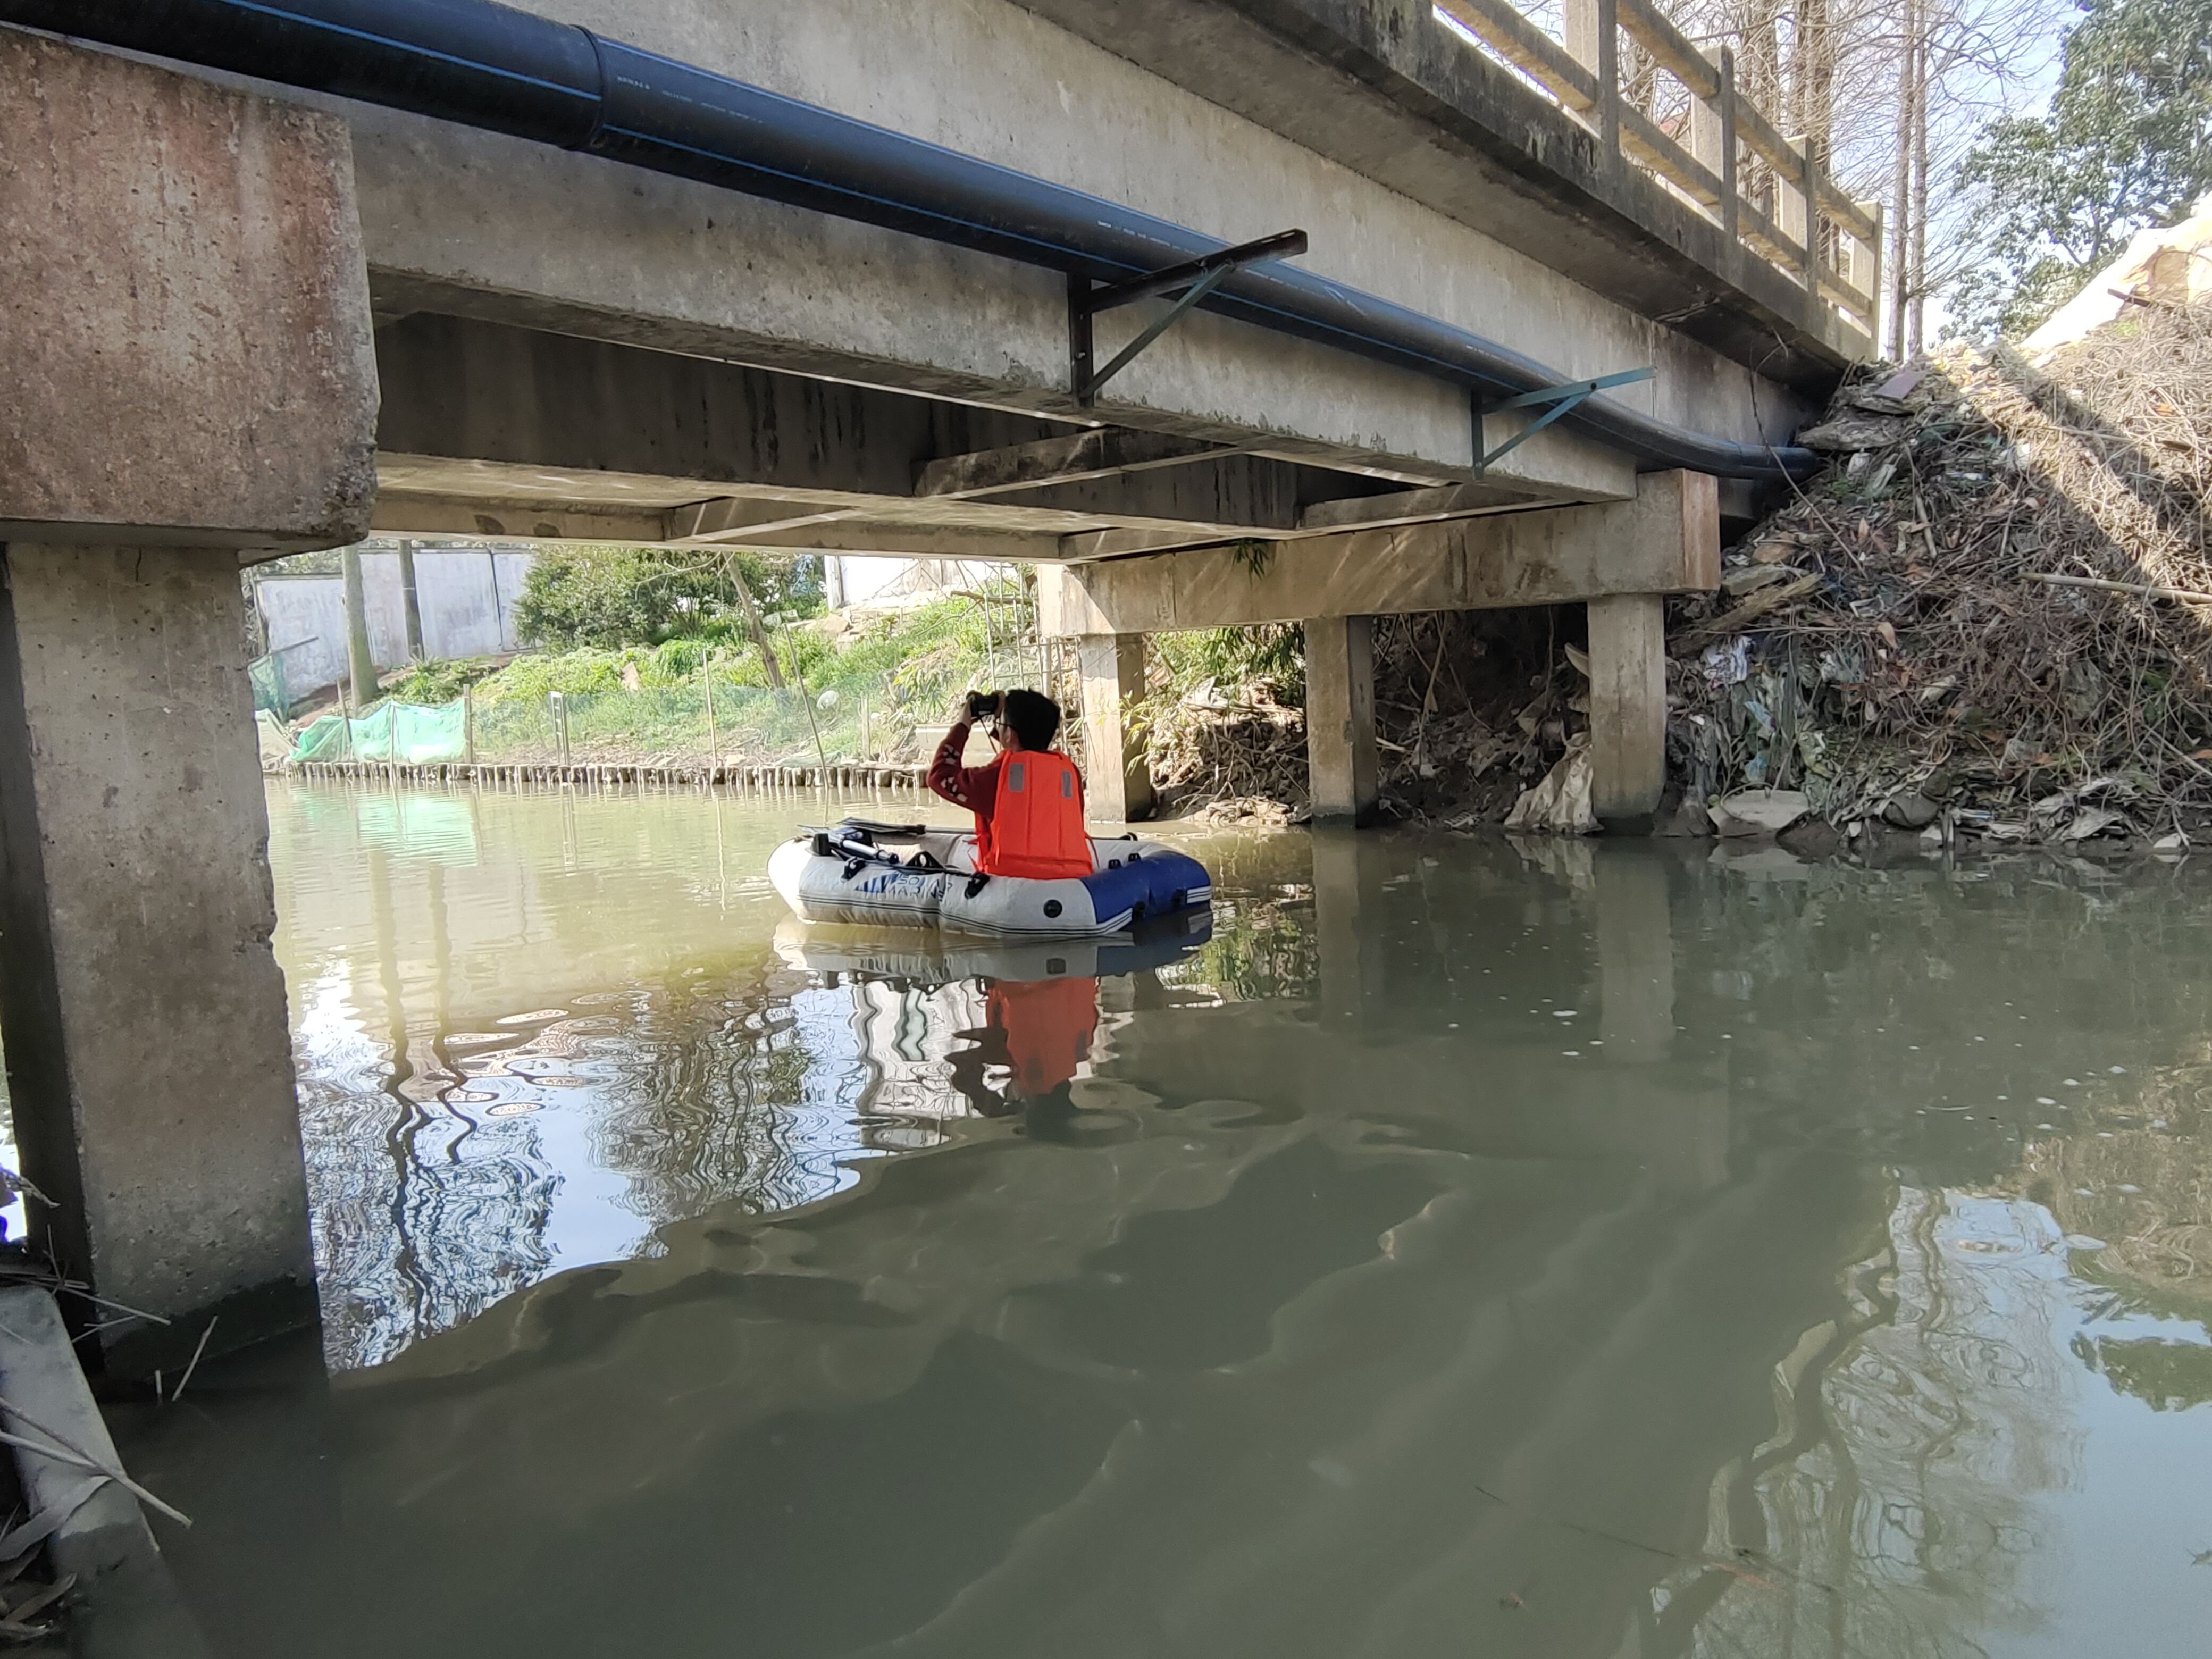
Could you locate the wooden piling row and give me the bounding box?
[290,760,932,791]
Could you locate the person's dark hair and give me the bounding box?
[1000,688,1061,750]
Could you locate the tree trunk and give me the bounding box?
[1790,0,1834,161]
[1888,0,1916,361]
[1908,35,1929,356]
[397,539,424,662]
[722,557,785,689]
[341,544,376,708]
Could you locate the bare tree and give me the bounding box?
[1673,0,2064,356]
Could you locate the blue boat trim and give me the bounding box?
[1079,851,1212,924]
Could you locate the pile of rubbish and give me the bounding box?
[1666,297,2212,850]
[1137,298,2212,848]
[1141,608,1585,826]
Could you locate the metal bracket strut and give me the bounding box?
[1069,230,1308,407]
[1474,366,1655,472]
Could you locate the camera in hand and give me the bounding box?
[965,690,1002,721]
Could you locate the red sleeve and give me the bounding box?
[928,731,1003,819]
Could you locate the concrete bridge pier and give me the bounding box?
[1587,594,1670,826]
[1304,616,1380,826]
[1042,473,1717,834]
[0,31,376,1368]
[1076,634,1154,823]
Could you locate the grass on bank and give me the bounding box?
[367,593,1039,767]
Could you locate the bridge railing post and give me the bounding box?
[1563,0,1621,153]
[1691,46,1738,246]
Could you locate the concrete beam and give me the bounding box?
[913,429,1234,497]
[375,314,1391,541]
[1586,592,1668,824]
[1294,480,1545,532]
[1040,470,1718,634]
[1305,616,1380,825]
[0,28,374,552]
[370,493,673,543]
[333,0,1797,493]
[690,520,1071,562]
[1076,635,1154,823]
[375,312,1059,505]
[0,550,316,1354]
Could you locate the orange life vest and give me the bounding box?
[990,977,1099,1096]
[977,749,1093,879]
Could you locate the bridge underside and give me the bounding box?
[365,308,1717,828]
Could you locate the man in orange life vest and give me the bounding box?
[926,688,1095,880]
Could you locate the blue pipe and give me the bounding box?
[4,0,1820,480]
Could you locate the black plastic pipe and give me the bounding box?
[2,0,1820,480]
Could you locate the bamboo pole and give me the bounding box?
[2024,572,2212,606]
[702,660,720,772]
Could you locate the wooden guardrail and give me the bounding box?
[1435,0,1881,341]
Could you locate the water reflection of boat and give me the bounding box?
[778,910,1210,1118]
[773,907,1211,987]
[767,818,1211,937]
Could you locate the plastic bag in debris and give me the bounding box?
[1504,733,1598,835]
[1702,637,1750,688]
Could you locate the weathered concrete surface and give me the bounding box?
[0,29,375,552]
[0,1287,212,1657]
[1077,635,1154,824]
[1017,0,1871,382]
[368,313,1396,557]
[329,0,1807,499]
[1305,616,1380,825]
[1587,592,1668,822]
[1039,470,1719,634]
[0,550,315,1348]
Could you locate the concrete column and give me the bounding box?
[1076,633,1152,823]
[0,28,374,1372]
[1587,594,1668,826]
[0,550,316,1359]
[1304,615,1378,826]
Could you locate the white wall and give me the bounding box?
[257,549,535,701]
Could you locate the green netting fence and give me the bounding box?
[280,678,985,769]
[274,613,1074,771]
[291,700,471,765]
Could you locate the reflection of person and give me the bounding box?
[948,974,1099,1133]
[928,690,1093,879]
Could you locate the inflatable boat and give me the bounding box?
[767,818,1212,938]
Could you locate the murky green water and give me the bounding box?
[111,781,2212,1657]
